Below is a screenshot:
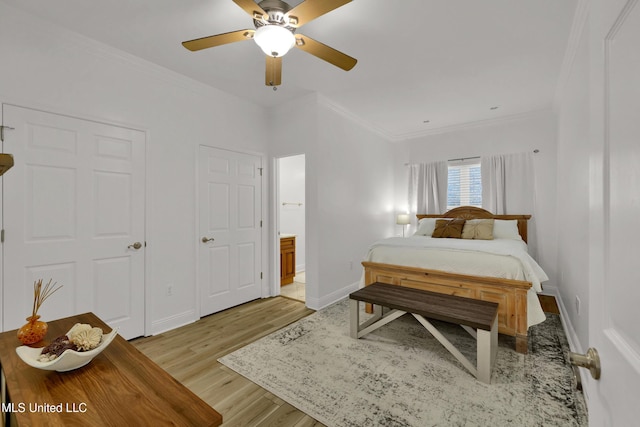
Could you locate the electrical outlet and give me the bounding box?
[575,295,581,315]
[166,284,173,296]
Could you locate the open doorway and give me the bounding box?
[277,154,306,302]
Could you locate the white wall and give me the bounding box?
[279,154,306,272]
[400,112,559,289]
[315,101,397,306]
[0,5,269,335]
[269,95,397,309]
[554,15,590,351]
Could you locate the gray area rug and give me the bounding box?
[219,299,588,426]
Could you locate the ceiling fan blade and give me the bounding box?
[265,56,282,86]
[286,0,352,28]
[294,35,357,71]
[182,29,255,51]
[233,0,267,20]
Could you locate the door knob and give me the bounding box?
[202,237,215,243]
[569,347,601,380]
[128,242,142,250]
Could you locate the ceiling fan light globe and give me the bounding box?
[254,25,295,57]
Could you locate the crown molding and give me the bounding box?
[553,0,590,111]
[397,109,554,141]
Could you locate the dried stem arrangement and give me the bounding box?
[31,279,63,318]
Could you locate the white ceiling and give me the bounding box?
[2,0,578,140]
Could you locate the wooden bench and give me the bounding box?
[349,282,499,384]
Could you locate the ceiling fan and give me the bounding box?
[182,0,357,88]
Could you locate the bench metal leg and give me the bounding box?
[350,299,406,339]
[413,313,498,384]
[350,299,359,339]
[413,314,480,380]
[351,300,385,338]
[476,316,498,383]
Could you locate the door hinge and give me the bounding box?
[260,220,262,228]
[260,272,263,279]
[0,125,15,142]
[1,229,4,243]
[258,167,263,176]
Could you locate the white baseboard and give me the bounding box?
[305,281,360,311]
[150,309,197,336]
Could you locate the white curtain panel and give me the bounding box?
[481,152,537,257]
[481,152,535,214]
[408,161,448,225]
[481,155,507,214]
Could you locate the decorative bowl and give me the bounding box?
[15,327,119,372]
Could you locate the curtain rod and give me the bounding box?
[404,149,539,166]
[448,155,480,162]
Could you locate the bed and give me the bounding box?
[361,206,548,354]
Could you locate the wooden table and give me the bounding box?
[0,312,222,426]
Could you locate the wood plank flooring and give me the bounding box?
[538,294,560,314]
[132,294,560,426]
[131,297,322,427]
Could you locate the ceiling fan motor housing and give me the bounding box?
[254,0,296,32]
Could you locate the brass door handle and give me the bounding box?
[569,348,601,380]
[202,237,215,243]
[128,242,142,250]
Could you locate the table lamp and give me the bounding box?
[396,214,410,237]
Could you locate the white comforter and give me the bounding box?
[363,236,548,327]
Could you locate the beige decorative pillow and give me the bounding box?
[461,219,495,240]
[431,219,465,238]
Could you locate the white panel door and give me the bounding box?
[1,105,145,339]
[586,0,640,424]
[198,145,262,316]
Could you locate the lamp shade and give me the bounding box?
[254,25,295,57]
[396,214,410,225]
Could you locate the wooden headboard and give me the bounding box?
[416,206,531,243]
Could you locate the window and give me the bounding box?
[447,160,481,210]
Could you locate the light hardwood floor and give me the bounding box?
[131,297,321,427]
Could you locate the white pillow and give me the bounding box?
[492,219,522,240]
[414,218,442,236]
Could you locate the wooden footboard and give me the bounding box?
[362,261,531,354]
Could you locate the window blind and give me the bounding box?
[447,160,482,210]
